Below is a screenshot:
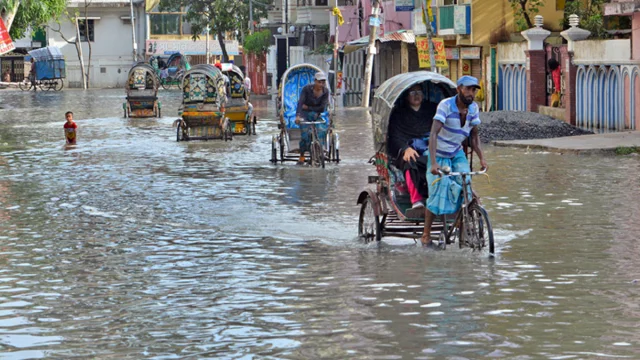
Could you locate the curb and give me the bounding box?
[492,140,618,155]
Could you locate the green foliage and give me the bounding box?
[309,42,333,55]
[1,0,67,39]
[508,0,543,31]
[561,0,628,39]
[615,146,640,155]
[243,30,270,55]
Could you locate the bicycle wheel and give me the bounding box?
[161,78,172,90]
[469,204,495,254]
[311,140,324,168]
[358,195,381,243]
[54,80,64,91]
[19,80,29,91]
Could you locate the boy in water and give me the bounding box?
[63,111,77,144]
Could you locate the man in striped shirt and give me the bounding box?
[421,76,488,246]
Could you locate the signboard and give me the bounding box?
[445,47,459,60]
[453,5,468,34]
[462,59,471,75]
[395,0,414,12]
[460,47,481,59]
[416,37,447,69]
[0,18,15,56]
[412,8,437,35]
[145,40,240,56]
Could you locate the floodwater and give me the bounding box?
[0,89,639,359]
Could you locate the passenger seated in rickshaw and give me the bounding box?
[421,75,488,245]
[295,71,329,164]
[388,84,438,219]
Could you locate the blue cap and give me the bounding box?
[457,75,480,89]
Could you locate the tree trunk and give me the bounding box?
[74,17,87,89]
[1,1,20,34]
[520,1,533,28]
[84,1,92,88]
[217,29,229,63]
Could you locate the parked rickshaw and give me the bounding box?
[151,52,190,89]
[123,62,160,118]
[271,63,339,168]
[356,71,494,254]
[221,63,256,135]
[175,64,232,141]
[19,46,65,91]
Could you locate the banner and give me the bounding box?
[146,40,240,56]
[0,18,15,56]
[416,37,447,69]
[395,0,414,12]
[146,0,160,12]
[462,59,471,75]
[460,46,481,59]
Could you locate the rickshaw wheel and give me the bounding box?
[161,79,171,90]
[252,116,257,135]
[271,136,278,164]
[176,123,182,142]
[358,195,381,243]
[19,80,28,91]
[469,204,495,255]
[54,80,63,91]
[279,135,285,164]
[311,141,324,168]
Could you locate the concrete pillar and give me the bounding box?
[401,42,409,73]
[521,15,550,113]
[633,13,640,60]
[560,14,591,125]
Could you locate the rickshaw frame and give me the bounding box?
[123,62,161,118]
[221,63,257,136]
[271,63,340,167]
[355,71,494,254]
[175,64,232,142]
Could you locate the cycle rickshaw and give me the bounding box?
[151,52,190,90]
[221,63,256,135]
[271,63,339,168]
[175,64,232,141]
[123,62,161,118]
[20,46,65,91]
[356,71,494,254]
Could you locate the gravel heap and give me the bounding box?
[478,111,593,143]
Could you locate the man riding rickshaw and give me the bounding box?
[357,72,494,254]
[295,71,330,164]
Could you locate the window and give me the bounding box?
[316,0,328,5]
[79,19,94,42]
[149,6,192,36]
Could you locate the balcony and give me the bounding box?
[296,0,331,25]
[438,4,470,36]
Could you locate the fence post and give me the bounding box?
[521,15,550,113]
[560,14,590,126]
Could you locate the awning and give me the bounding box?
[343,30,416,54]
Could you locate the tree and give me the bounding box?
[1,0,66,39]
[48,1,94,89]
[561,0,629,39]
[158,0,270,63]
[509,0,543,31]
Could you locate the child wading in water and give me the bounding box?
[64,111,77,144]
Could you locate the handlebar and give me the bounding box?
[437,167,487,177]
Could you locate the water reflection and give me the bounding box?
[0,89,639,358]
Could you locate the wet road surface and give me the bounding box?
[0,89,639,359]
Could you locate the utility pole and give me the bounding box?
[361,0,380,108]
[130,0,137,62]
[206,24,210,64]
[249,0,254,33]
[421,0,436,72]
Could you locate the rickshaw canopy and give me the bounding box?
[221,63,246,100]
[280,63,332,130]
[371,71,457,150]
[181,64,227,106]
[126,62,159,93]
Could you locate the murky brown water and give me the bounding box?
[0,88,639,359]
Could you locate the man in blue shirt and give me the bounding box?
[421,75,488,246]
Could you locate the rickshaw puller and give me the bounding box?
[295,72,329,164]
[388,84,438,219]
[421,76,488,246]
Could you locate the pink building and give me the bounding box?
[332,1,415,44]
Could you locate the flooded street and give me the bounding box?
[0,89,640,359]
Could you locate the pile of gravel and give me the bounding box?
[478,111,593,143]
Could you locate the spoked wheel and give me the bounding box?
[468,204,495,254]
[311,140,325,168]
[252,116,257,135]
[358,195,381,243]
[271,136,278,164]
[161,79,172,90]
[279,135,285,164]
[176,123,183,142]
[54,80,63,91]
[19,80,29,91]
